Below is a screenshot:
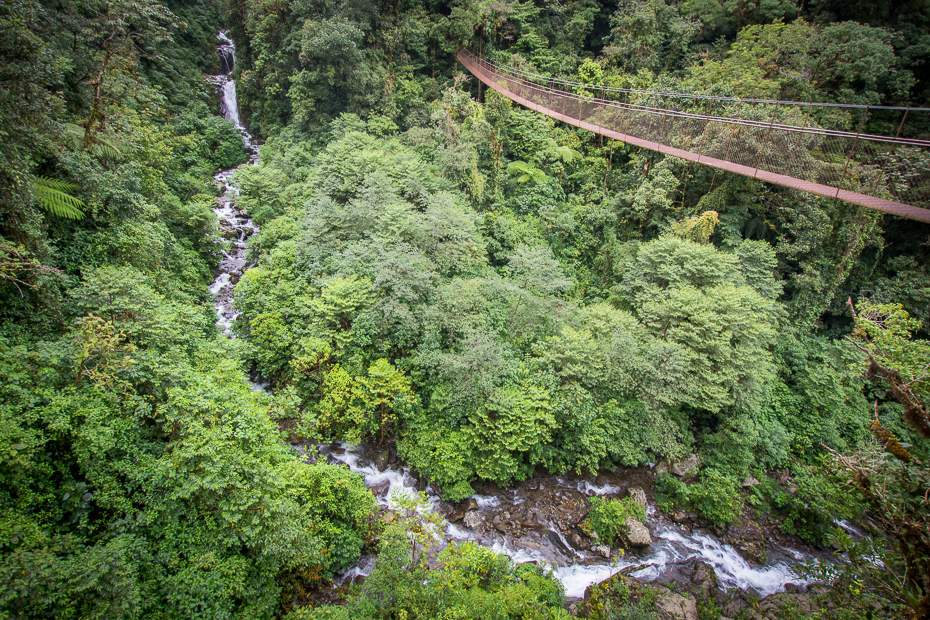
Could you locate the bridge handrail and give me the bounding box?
[458,48,930,224]
[461,50,930,148]
[461,48,930,113]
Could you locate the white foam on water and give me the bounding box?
[470,495,501,508]
[555,563,627,599]
[337,556,376,586]
[490,542,550,565]
[578,480,623,496]
[445,523,470,540]
[328,444,422,507]
[659,531,809,596]
[209,272,231,295]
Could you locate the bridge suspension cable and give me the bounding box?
[458,49,930,224]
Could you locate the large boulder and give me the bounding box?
[625,518,652,546]
[655,590,698,620]
[627,486,648,508]
[462,511,484,529]
[671,455,701,477]
[373,450,390,472]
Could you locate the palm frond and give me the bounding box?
[33,176,86,219]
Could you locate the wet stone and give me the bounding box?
[627,486,648,508]
[370,480,390,497]
[373,451,390,472]
[625,518,652,546]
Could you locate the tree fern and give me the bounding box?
[60,122,125,159]
[33,176,86,219]
[507,160,548,184]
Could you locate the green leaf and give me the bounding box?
[33,176,85,219]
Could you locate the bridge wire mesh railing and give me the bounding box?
[459,49,930,219]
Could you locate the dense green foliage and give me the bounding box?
[584,497,647,546]
[2,0,930,616]
[0,0,374,617]
[286,509,569,620]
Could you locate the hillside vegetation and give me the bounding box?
[1,0,928,618]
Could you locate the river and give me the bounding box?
[208,30,818,604]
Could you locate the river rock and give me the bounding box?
[463,511,484,529]
[625,518,652,546]
[671,455,701,477]
[447,511,464,523]
[742,475,761,487]
[370,480,390,497]
[654,461,669,475]
[724,518,766,564]
[671,510,689,524]
[655,590,698,620]
[373,451,390,472]
[641,558,719,601]
[592,544,611,559]
[627,486,648,508]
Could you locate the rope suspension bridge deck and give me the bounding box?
[458,49,930,224]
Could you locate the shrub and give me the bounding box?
[656,471,742,527]
[584,497,647,546]
[687,470,742,526]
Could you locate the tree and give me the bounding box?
[821,301,930,618]
[77,0,175,148]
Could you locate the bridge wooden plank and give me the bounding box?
[459,51,930,225]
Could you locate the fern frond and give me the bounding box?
[58,123,125,159]
[59,123,86,151]
[33,176,86,219]
[554,146,582,164]
[92,135,125,159]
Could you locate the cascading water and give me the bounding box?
[208,30,821,604]
[210,31,259,334]
[319,443,818,599]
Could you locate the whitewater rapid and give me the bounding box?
[321,442,814,599]
[210,31,260,335]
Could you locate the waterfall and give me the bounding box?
[216,31,241,128]
[221,80,240,127]
[210,31,259,336]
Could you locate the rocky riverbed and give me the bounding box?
[307,441,834,612]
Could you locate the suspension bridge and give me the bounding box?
[458,49,930,224]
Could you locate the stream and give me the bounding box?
[209,31,818,604]
[210,31,259,335]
